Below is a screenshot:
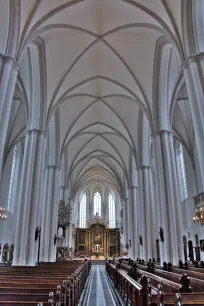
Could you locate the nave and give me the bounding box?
[1,1,204,304]
[82,264,117,306]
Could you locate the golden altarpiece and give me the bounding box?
[75,214,120,257]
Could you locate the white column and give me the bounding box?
[140,166,153,260]
[0,56,19,183]
[128,189,134,259]
[149,169,158,260]
[13,130,46,266]
[133,186,140,259]
[129,186,139,260]
[152,131,183,265]
[59,186,65,201]
[182,53,204,189]
[124,198,129,252]
[40,166,59,262]
[122,199,127,249]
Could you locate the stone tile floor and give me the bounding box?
[86,265,117,306]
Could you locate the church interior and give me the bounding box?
[0,0,204,305]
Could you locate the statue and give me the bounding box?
[9,244,14,264]
[159,227,164,242]
[58,227,63,237]
[2,244,9,263]
[139,236,143,246]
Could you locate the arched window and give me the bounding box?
[79,193,86,228]
[109,193,116,228]
[7,145,17,211]
[94,192,101,216]
[178,143,188,201]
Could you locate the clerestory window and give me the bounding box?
[178,143,188,201]
[94,192,101,216]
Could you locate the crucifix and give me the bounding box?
[95,244,100,252]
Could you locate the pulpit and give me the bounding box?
[75,214,120,257]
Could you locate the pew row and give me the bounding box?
[0,261,83,305]
[47,259,91,306]
[106,261,204,306]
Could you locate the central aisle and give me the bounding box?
[85,265,117,306]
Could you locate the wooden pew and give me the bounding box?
[113,260,204,305]
[106,261,151,306]
[150,290,204,305]
[0,261,83,305]
[117,261,181,294]
[48,259,91,306]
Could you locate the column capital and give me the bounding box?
[24,129,47,137]
[59,186,65,190]
[151,129,173,138]
[45,165,59,170]
[129,185,137,190]
[0,53,20,71]
[181,52,204,70]
[139,165,151,169]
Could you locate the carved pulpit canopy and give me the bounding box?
[88,213,106,227]
[58,200,72,228]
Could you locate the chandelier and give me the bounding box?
[0,207,7,221]
[193,192,204,225]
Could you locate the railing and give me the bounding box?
[106,261,150,306]
[48,259,91,306]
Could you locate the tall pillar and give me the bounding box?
[40,166,59,262]
[68,222,73,248]
[128,189,134,259]
[139,166,153,260]
[152,130,183,265]
[182,53,204,190]
[0,56,19,183]
[122,199,127,249]
[64,198,73,248]
[124,198,130,252]
[129,186,139,260]
[149,169,158,260]
[13,130,46,266]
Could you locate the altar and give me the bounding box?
[75,214,120,257]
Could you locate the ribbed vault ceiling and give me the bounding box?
[1,0,191,199]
